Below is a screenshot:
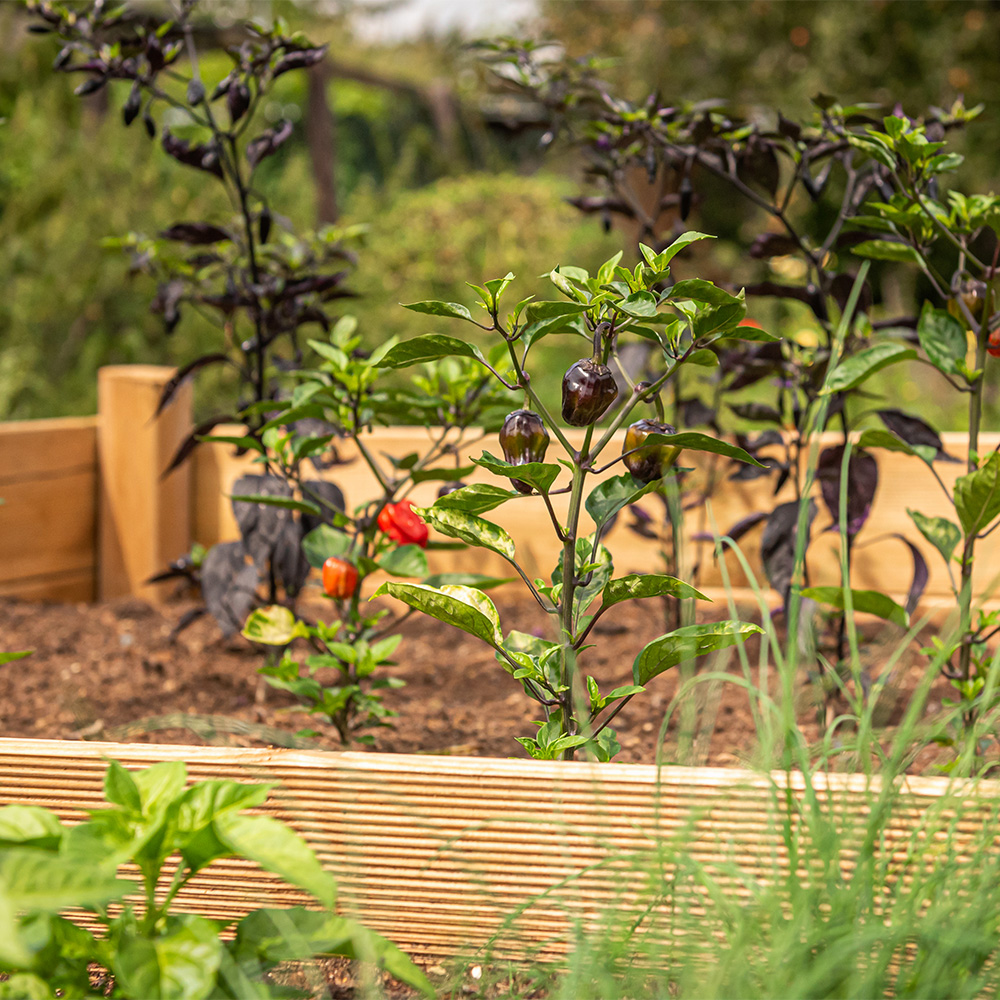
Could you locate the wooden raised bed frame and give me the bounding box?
[2,364,999,611]
[1,738,996,962]
[4,366,1000,966]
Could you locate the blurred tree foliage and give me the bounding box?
[343,170,621,406]
[539,1,997,141]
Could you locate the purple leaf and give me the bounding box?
[160,222,232,245]
[877,409,957,462]
[200,541,261,637]
[890,533,929,614]
[817,445,878,536]
[155,354,231,417]
[272,46,328,79]
[762,500,817,609]
[246,120,293,168]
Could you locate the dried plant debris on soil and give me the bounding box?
[0,589,950,769]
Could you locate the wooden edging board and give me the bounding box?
[1,738,997,961]
[0,416,98,601]
[194,425,1000,611]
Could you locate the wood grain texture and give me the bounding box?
[0,418,98,600]
[0,470,97,600]
[97,366,192,602]
[0,416,97,484]
[0,739,995,960]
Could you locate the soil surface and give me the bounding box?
[0,586,951,770]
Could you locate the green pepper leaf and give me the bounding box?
[668,278,741,308]
[802,587,909,628]
[473,451,562,494]
[602,573,708,609]
[954,451,1000,536]
[917,302,969,377]
[242,606,309,646]
[301,524,352,568]
[633,621,763,684]
[585,474,664,528]
[639,432,765,467]
[422,573,514,590]
[414,506,515,561]
[616,291,660,318]
[378,544,429,578]
[651,231,716,267]
[851,239,923,263]
[821,342,918,394]
[375,334,485,369]
[229,493,320,515]
[432,483,515,515]
[857,428,936,466]
[373,582,503,646]
[401,300,474,321]
[907,508,961,565]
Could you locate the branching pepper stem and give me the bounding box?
[592,694,635,738]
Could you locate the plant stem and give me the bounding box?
[559,455,588,758]
[958,310,989,724]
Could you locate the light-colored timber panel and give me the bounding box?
[97,365,192,602]
[0,416,97,484]
[0,567,95,603]
[0,470,97,602]
[0,417,99,602]
[0,739,996,960]
[193,427,1000,605]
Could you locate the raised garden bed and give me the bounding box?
[1,737,995,965]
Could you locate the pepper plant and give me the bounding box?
[367,241,768,760]
[240,331,514,745]
[26,0,361,634]
[477,42,989,723]
[0,759,433,998]
[817,113,1000,748]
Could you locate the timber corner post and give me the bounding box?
[97,365,193,602]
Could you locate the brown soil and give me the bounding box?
[0,586,951,769]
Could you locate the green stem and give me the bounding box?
[957,299,990,722]
[504,339,575,456]
[559,451,590,758]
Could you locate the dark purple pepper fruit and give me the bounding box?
[623,419,680,484]
[437,480,467,499]
[561,358,618,426]
[499,409,549,494]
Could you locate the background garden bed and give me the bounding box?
[4,365,1000,609]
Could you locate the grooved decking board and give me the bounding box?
[0,739,996,960]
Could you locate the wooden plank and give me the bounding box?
[0,739,994,961]
[0,566,94,603]
[0,416,97,484]
[193,427,1000,605]
[0,470,97,596]
[97,366,192,602]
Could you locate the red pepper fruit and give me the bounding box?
[322,557,358,599]
[988,328,1000,358]
[377,498,429,548]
